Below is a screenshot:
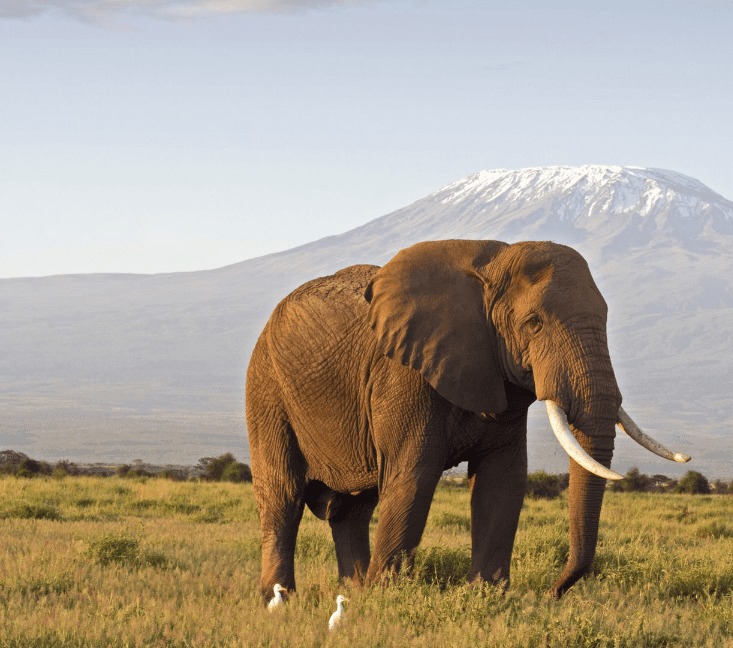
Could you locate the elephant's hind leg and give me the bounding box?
[247,337,307,602]
[304,482,378,584]
[255,460,306,601]
[329,489,378,584]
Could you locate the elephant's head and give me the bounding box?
[365,239,689,595]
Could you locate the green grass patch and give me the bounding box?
[86,530,170,569]
[1,502,63,521]
[432,511,471,532]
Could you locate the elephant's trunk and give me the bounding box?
[533,334,620,598]
[551,427,614,598]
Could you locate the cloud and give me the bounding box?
[0,0,381,23]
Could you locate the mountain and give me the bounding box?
[1,165,732,476]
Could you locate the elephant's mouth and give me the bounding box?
[543,400,691,479]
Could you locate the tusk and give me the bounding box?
[617,407,691,463]
[545,400,623,480]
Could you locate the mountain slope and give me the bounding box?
[1,166,731,475]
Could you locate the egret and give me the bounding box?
[268,583,286,611]
[328,594,348,631]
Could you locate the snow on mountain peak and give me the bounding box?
[429,165,733,231]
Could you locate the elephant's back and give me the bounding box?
[263,263,381,387]
[267,264,379,337]
[285,264,380,308]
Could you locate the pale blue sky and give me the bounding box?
[1,0,731,277]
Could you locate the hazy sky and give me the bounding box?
[1,0,731,277]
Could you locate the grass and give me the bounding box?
[2,476,733,647]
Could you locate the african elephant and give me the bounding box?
[246,239,689,602]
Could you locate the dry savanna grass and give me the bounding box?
[2,475,733,647]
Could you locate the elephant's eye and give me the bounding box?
[524,314,543,335]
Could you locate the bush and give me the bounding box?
[198,453,252,482]
[55,460,81,476]
[711,479,731,494]
[650,474,673,492]
[2,502,63,521]
[87,531,141,566]
[220,461,252,483]
[526,471,561,499]
[126,467,153,479]
[51,465,69,480]
[15,465,36,479]
[86,531,169,569]
[159,469,186,481]
[200,453,236,481]
[15,457,52,478]
[676,471,711,495]
[611,466,652,493]
[0,450,29,474]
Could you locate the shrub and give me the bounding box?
[676,470,711,494]
[610,466,652,493]
[15,465,36,479]
[86,531,169,569]
[87,531,141,566]
[126,467,153,479]
[200,453,236,481]
[651,474,673,492]
[220,461,252,483]
[159,469,186,481]
[198,453,252,482]
[15,457,52,478]
[51,465,69,479]
[2,502,63,521]
[711,479,731,494]
[526,471,561,499]
[55,460,82,476]
[0,450,29,474]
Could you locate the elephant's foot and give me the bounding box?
[467,566,510,593]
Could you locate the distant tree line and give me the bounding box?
[0,450,724,495]
[608,466,716,495]
[523,466,718,498]
[0,450,252,483]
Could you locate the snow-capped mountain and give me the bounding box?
[1,166,731,476]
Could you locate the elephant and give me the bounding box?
[245,239,689,602]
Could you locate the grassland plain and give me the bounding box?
[2,476,733,648]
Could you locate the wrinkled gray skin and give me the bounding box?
[246,240,621,602]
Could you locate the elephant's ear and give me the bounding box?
[364,239,508,416]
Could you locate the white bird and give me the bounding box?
[268,583,286,611]
[328,594,348,631]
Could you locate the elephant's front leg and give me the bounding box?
[365,463,444,584]
[467,430,527,588]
